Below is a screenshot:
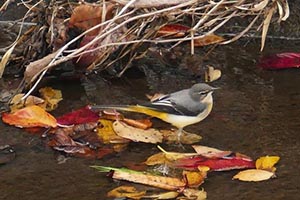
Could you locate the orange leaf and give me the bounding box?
[157,24,190,37]
[122,118,152,129]
[2,105,57,128]
[194,34,224,47]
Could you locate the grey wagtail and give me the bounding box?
[90,83,218,141]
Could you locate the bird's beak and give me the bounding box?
[211,87,220,91]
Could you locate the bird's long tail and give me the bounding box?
[90,105,167,119]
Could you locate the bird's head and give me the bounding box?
[189,83,219,102]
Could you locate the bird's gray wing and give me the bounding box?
[141,93,204,116]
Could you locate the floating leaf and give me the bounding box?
[92,166,186,191]
[107,186,146,199]
[2,105,57,128]
[56,106,99,125]
[9,94,45,112]
[97,119,130,144]
[144,152,167,166]
[39,87,63,111]
[192,145,232,158]
[143,191,179,199]
[205,66,222,82]
[255,156,280,172]
[233,169,275,182]
[161,129,202,144]
[113,121,163,144]
[183,188,207,200]
[258,52,300,70]
[182,170,206,188]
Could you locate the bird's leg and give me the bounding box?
[176,127,183,142]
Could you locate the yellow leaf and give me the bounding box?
[39,87,63,111]
[157,145,198,162]
[143,191,179,199]
[144,152,167,166]
[183,188,207,200]
[113,121,163,144]
[255,156,280,172]
[97,119,130,144]
[10,94,45,112]
[233,169,275,182]
[182,170,206,187]
[107,186,146,200]
[205,66,221,82]
[0,43,16,78]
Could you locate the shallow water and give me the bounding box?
[1,39,300,200]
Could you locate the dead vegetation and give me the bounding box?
[0,0,290,98]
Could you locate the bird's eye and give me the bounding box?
[198,90,209,95]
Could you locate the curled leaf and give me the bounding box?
[39,87,63,111]
[255,156,280,172]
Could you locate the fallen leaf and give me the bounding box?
[255,156,280,172]
[161,129,202,144]
[233,169,275,182]
[261,6,276,51]
[157,24,189,38]
[113,121,163,144]
[258,52,300,70]
[143,191,179,199]
[205,66,222,82]
[183,188,207,200]
[122,118,153,129]
[146,93,165,102]
[2,105,57,128]
[97,119,130,144]
[192,145,232,158]
[194,34,224,47]
[92,166,186,191]
[56,106,99,125]
[39,87,63,111]
[107,185,146,199]
[9,94,45,112]
[144,152,167,166]
[182,170,206,188]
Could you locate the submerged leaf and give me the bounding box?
[258,52,300,69]
[56,106,99,125]
[194,34,224,47]
[2,105,57,128]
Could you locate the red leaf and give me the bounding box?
[56,106,99,125]
[259,52,300,70]
[157,24,190,37]
[172,154,255,171]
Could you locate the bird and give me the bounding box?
[90,83,218,142]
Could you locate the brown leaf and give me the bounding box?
[157,24,189,38]
[122,118,152,129]
[113,121,163,144]
[107,186,146,200]
[9,94,45,112]
[193,34,224,47]
[2,105,57,128]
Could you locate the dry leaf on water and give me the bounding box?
[205,66,221,82]
[39,87,63,111]
[233,169,275,182]
[193,34,224,47]
[143,191,179,199]
[255,155,280,172]
[113,121,163,144]
[9,94,45,112]
[107,185,146,199]
[97,119,130,144]
[2,105,57,128]
[161,129,202,144]
[92,166,186,191]
[183,188,207,200]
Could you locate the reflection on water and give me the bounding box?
[1,42,300,200]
